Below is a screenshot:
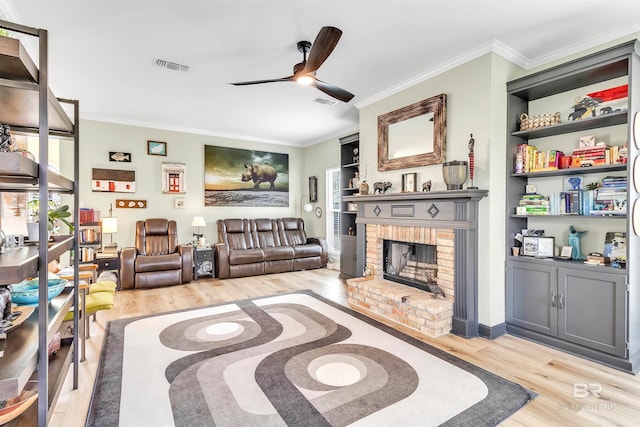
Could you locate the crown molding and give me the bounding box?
[81,114,301,148]
[526,23,640,69]
[355,39,528,109]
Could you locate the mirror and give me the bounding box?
[377,94,446,171]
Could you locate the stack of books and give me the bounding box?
[570,145,625,167]
[592,176,627,215]
[517,193,549,215]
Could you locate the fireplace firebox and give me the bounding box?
[383,239,442,295]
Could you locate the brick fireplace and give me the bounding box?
[343,189,488,338]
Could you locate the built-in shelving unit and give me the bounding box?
[0,20,80,425]
[339,133,360,278]
[505,39,639,373]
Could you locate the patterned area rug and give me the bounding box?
[87,290,534,426]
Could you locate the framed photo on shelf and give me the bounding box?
[559,245,573,259]
[402,173,417,192]
[522,236,555,258]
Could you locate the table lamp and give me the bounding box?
[192,216,206,246]
[101,216,118,253]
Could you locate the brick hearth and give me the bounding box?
[348,223,455,337]
[348,277,453,337]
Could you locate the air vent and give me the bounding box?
[314,98,337,106]
[153,58,190,72]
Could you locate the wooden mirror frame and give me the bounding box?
[377,93,447,171]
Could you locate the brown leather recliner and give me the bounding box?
[120,218,193,289]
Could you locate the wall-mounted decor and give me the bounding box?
[116,199,147,209]
[92,168,136,193]
[378,93,447,171]
[174,198,185,209]
[109,152,131,162]
[204,145,289,207]
[147,140,167,156]
[162,163,186,194]
[309,176,318,202]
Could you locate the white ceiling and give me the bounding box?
[3,0,640,147]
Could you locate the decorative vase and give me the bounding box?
[442,160,468,190]
[359,180,369,195]
[26,221,39,241]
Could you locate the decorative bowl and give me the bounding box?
[10,278,68,305]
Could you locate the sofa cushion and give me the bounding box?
[135,253,182,272]
[262,246,294,261]
[278,218,308,246]
[252,218,281,248]
[219,219,254,250]
[229,248,264,265]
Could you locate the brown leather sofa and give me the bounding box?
[120,218,193,289]
[216,217,328,279]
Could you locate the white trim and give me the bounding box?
[81,114,300,147]
[526,22,640,69]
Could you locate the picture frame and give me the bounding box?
[579,135,596,148]
[522,236,555,258]
[174,198,185,209]
[162,163,186,194]
[559,245,573,259]
[147,140,167,156]
[402,172,417,192]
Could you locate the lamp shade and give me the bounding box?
[303,203,313,212]
[101,217,118,234]
[192,216,206,227]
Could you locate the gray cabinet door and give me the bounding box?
[340,235,357,278]
[558,268,627,357]
[506,260,557,336]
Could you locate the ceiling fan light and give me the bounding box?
[297,75,314,85]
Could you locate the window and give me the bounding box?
[326,167,341,255]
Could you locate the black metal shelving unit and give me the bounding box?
[0,19,80,425]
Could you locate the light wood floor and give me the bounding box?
[49,269,640,426]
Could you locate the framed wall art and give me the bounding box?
[92,168,136,193]
[162,163,186,194]
[204,145,289,207]
[147,140,167,156]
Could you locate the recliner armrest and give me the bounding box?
[215,243,230,279]
[178,245,194,283]
[307,237,328,266]
[120,247,137,290]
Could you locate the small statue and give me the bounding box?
[0,124,15,153]
[425,277,446,299]
[568,225,587,260]
[467,133,478,189]
[422,180,432,192]
[373,181,392,194]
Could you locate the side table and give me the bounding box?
[194,246,214,280]
[96,251,120,288]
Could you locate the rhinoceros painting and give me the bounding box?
[241,163,277,190]
[204,145,289,207]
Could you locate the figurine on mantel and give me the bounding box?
[422,180,432,192]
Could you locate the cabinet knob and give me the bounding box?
[551,292,557,307]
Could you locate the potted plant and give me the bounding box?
[26,199,74,241]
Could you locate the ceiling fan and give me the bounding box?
[230,26,354,103]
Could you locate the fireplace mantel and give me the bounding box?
[343,189,488,338]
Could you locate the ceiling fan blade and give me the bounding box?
[303,26,342,73]
[313,79,354,103]
[230,76,294,86]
